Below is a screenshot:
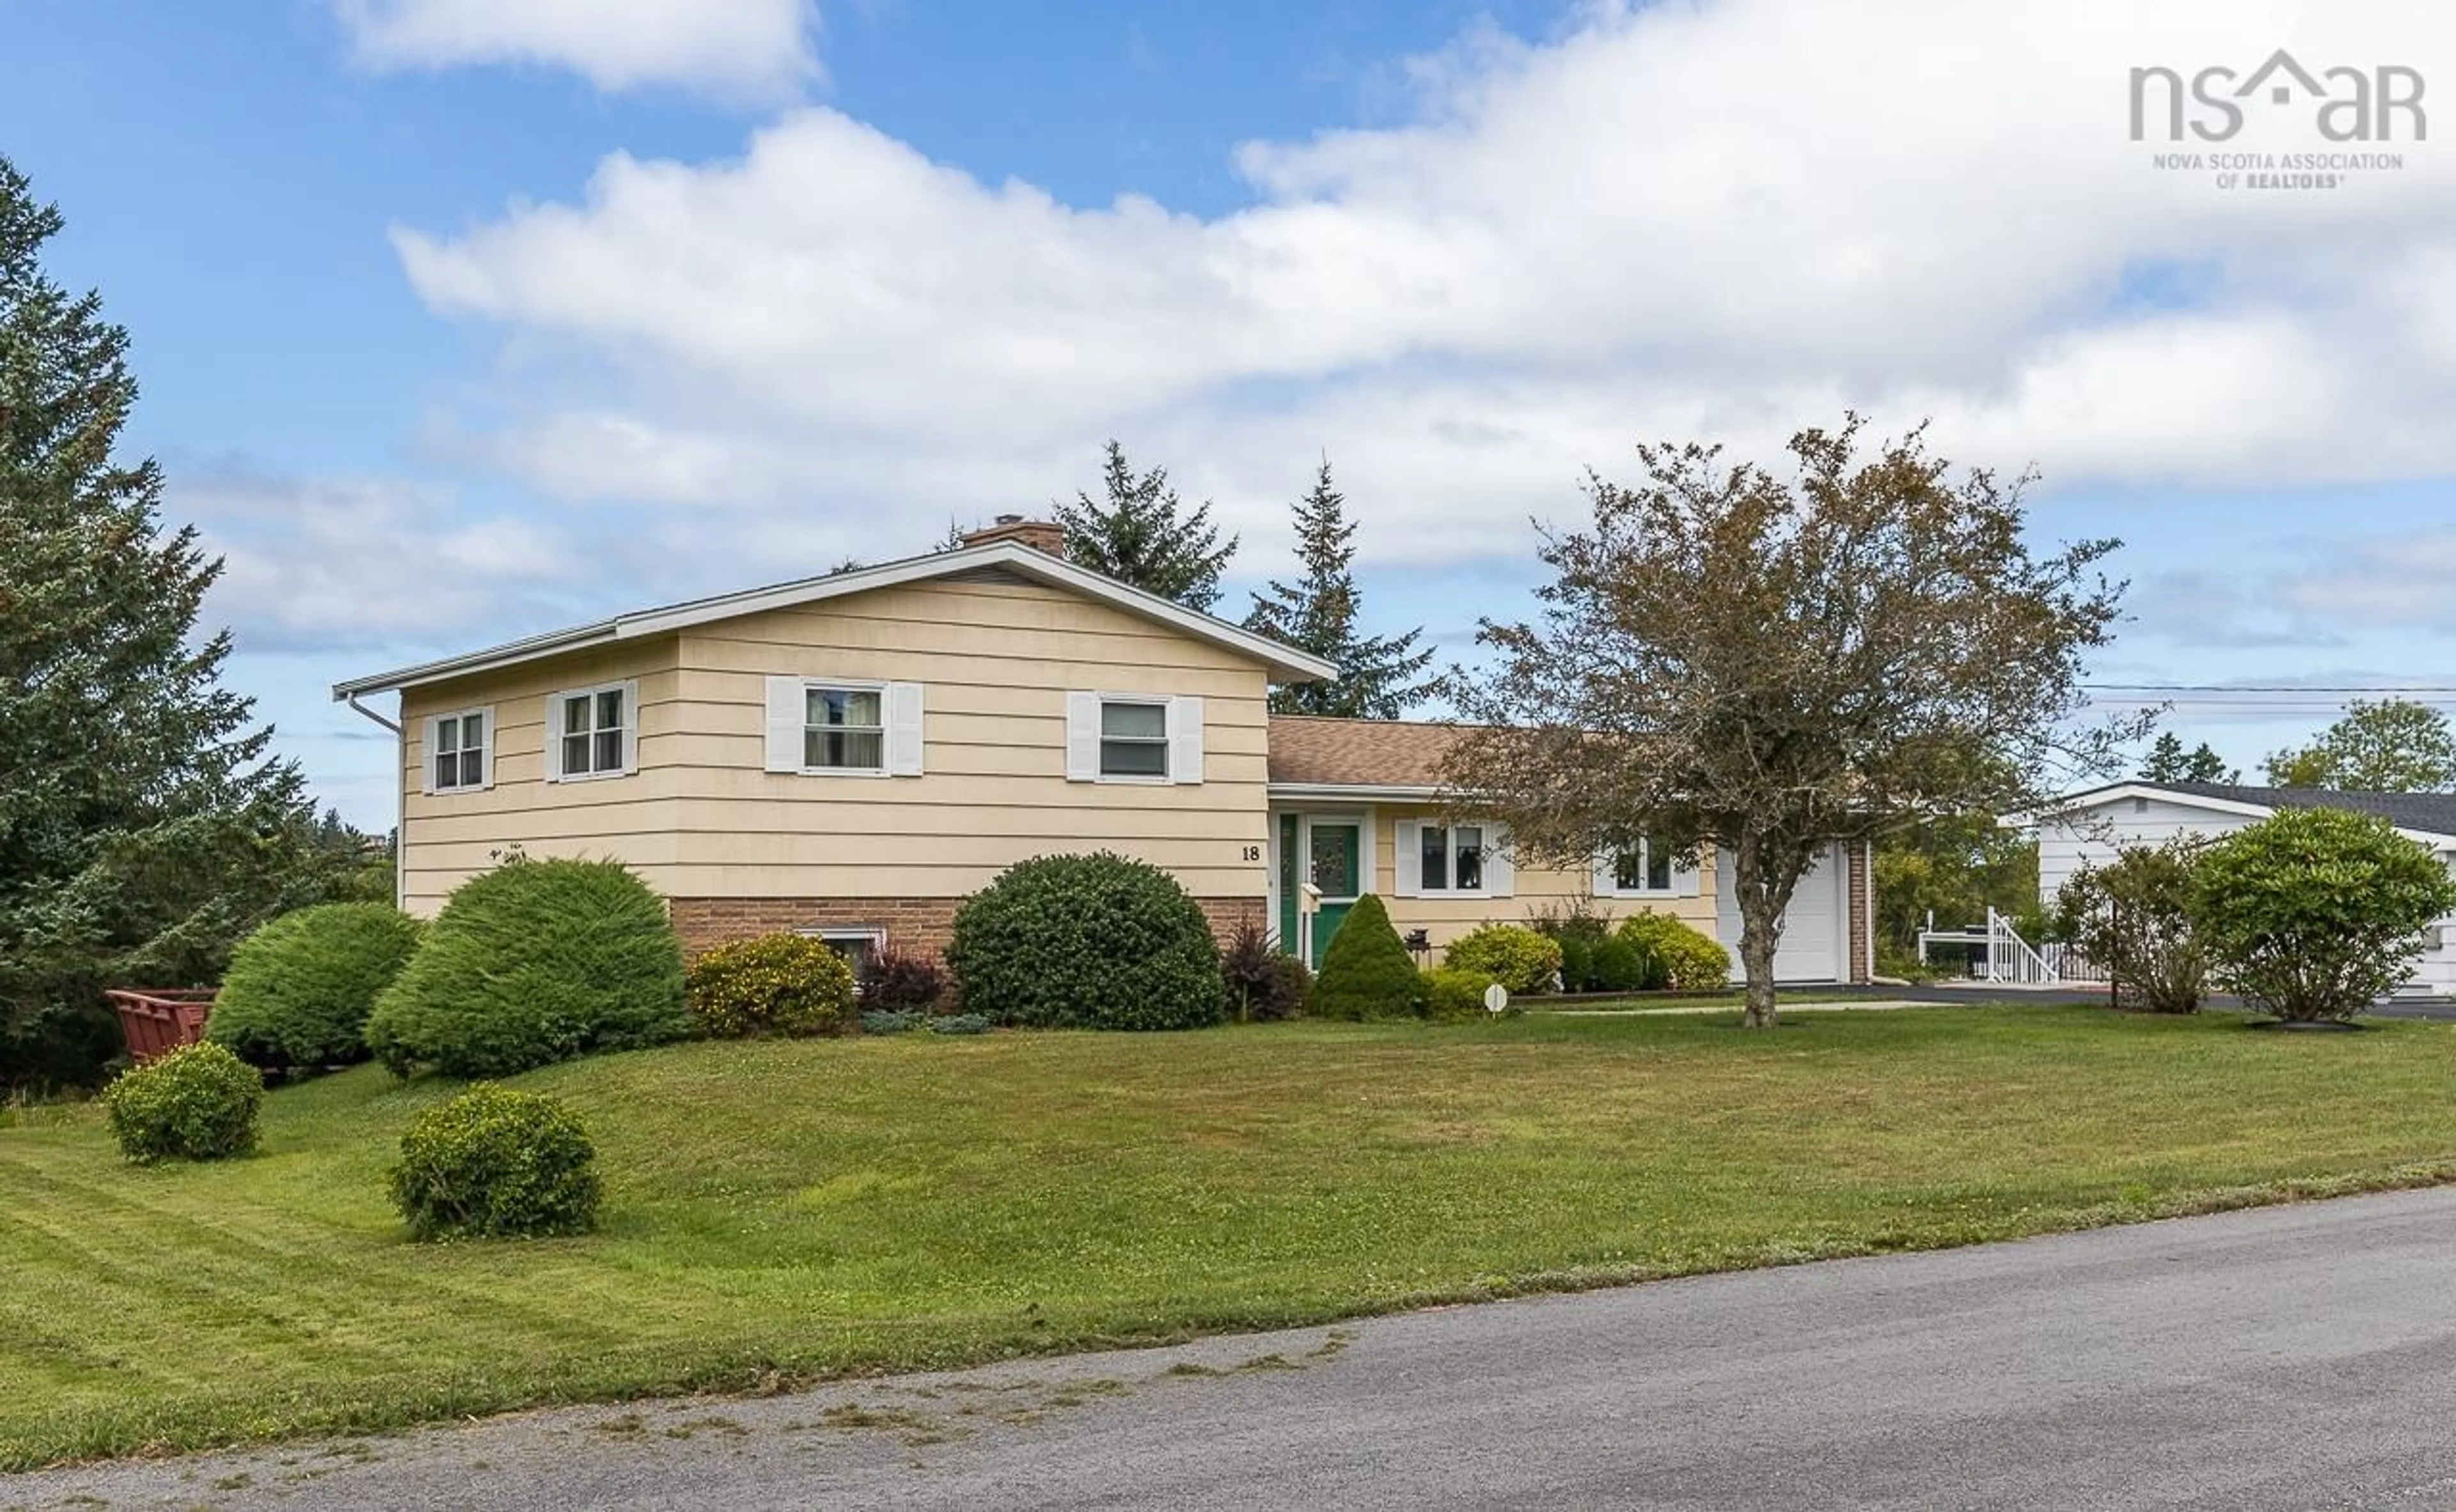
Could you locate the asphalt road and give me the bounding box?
[18,1188,2456,1511]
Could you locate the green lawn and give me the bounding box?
[7,1005,2456,1468]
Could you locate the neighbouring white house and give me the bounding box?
[2015,780,2456,996]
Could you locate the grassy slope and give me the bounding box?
[6,1006,2456,1467]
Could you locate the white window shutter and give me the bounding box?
[1394,820,1421,898]
[619,679,642,776]
[476,705,496,790]
[1592,853,1618,898]
[1168,695,1204,785]
[544,691,567,783]
[886,681,925,777]
[1672,846,1701,897]
[1486,827,1515,898]
[419,716,439,796]
[1065,691,1100,781]
[764,676,805,774]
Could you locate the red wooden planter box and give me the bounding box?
[104,988,217,1064]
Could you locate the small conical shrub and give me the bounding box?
[1310,895,1426,1021]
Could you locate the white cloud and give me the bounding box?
[378,0,2456,592]
[186,468,582,654]
[333,0,819,102]
[2275,528,2456,633]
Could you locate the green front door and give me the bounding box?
[1305,820,1362,968]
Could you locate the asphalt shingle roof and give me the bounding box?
[1265,716,1467,788]
[2136,781,2456,840]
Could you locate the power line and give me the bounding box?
[2082,683,2456,694]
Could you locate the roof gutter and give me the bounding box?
[1267,781,1445,802]
[342,690,402,737]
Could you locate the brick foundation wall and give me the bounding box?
[1846,840,1873,984]
[670,894,1266,961]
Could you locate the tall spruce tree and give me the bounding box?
[1244,459,1435,718]
[2140,731,2237,784]
[1055,440,1236,611]
[0,157,335,1089]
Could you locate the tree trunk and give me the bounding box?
[1733,836,1785,1029]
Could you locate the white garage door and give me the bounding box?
[1716,841,1846,983]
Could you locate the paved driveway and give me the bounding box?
[17,1188,2456,1510]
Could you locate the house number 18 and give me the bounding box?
[1241,844,1263,862]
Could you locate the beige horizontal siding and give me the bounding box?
[393,576,1274,914]
[657,862,1264,897]
[400,642,685,914]
[1359,803,1719,951]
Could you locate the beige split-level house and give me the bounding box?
[335,518,1873,985]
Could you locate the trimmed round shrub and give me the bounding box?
[1618,913,1731,991]
[865,950,947,1015]
[1422,966,1500,1021]
[102,1042,264,1163]
[1588,931,1661,992]
[947,852,1225,1031]
[208,903,423,1071]
[389,1084,601,1240]
[1311,895,1428,1021]
[1442,924,1563,996]
[685,933,858,1039]
[2190,807,2456,1023]
[366,858,688,1078]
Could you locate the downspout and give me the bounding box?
[341,693,406,909]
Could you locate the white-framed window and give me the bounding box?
[1099,698,1169,779]
[798,925,886,984]
[805,684,886,773]
[1394,817,1514,898]
[548,680,638,782]
[1421,823,1488,894]
[423,707,493,794]
[1065,692,1204,785]
[1594,838,1697,898]
[763,677,924,778]
[1614,841,1674,894]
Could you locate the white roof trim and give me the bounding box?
[2005,782,2278,827]
[2008,782,2456,847]
[1269,781,1445,802]
[333,540,1337,698]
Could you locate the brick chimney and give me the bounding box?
[960,514,1066,558]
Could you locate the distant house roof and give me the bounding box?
[1265,715,1466,796]
[2038,780,2456,844]
[333,539,1338,698]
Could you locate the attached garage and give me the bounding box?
[1715,840,1854,984]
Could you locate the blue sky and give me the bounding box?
[7,0,2456,828]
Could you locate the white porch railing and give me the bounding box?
[1916,909,2108,985]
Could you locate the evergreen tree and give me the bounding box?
[1055,441,1236,611]
[2180,743,2235,783]
[1244,459,1436,719]
[2140,733,2238,784]
[0,157,336,1089]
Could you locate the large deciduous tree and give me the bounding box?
[1244,459,1435,718]
[1056,440,1237,611]
[0,156,337,1089]
[1445,416,2133,1027]
[2261,698,2456,792]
